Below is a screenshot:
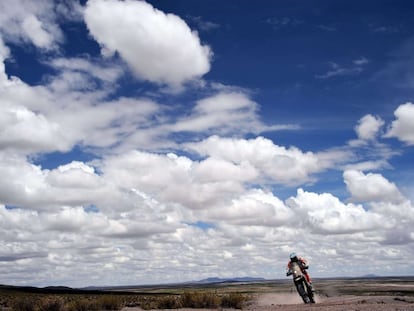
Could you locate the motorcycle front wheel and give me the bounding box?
[296,282,310,304]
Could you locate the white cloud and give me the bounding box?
[343,159,390,172]
[347,114,397,171]
[0,104,69,153]
[0,154,116,212]
[353,57,370,65]
[286,188,384,234]
[100,150,246,210]
[0,154,49,209]
[384,102,414,145]
[0,56,163,154]
[185,135,347,185]
[315,61,363,79]
[343,170,405,204]
[0,54,285,158]
[168,92,260,133]
[0,37,9,80]
[206,189,293,226]
[189,16,220,32]
[193,157,258,183]
[21,14,54,48]
[113,91,296,152]
[1,150,414,286]
[51,96,161,149]
[46,161,102,189]
[0,0,64,49]
[370,201,414,224]
[84,0,212,87]
[50,57,124,86]
[354,114,384,141]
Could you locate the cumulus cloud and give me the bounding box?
[0,154,47,208]
[84,0,212,87]
[346,113,398,171]
[354,114,384,141]
[0,147,413,285]
[0,104,69,153]
[384,102,414,145]
[286,188,384,234]
[0,155,102,210]
[100,150,246,210]
[207,189,293,226]
[46,161,102,189]
[185,135,347,185]
[343,170,405,204]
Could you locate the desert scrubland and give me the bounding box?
[1,277,414,310]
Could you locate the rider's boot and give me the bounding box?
[308,282,315,292]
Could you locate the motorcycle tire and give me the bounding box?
[296,282,310,304]
[306,283,315,303]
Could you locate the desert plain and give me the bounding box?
[1,277,414,310]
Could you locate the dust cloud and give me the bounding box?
[255,293,317,305]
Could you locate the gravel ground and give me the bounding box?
[122,293,414,311]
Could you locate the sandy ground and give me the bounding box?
[122,292,414,311]
[250,293,414,310]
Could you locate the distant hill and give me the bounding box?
[195,277,266,284]
[361,274,379,278]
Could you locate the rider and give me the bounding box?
[286,252,313,288]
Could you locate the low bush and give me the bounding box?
[66,298,99,311]
[11,296,38,311]
[96,295,122,310]
[157,295,182,309]
[180,291,220,308]
[38,297,65,311]
[6,290,250,310]
[221,293,248,309]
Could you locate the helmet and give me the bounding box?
[289,252,298,261]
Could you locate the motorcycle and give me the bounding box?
[286,261,315,304]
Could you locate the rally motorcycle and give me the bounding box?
[286,261,315,304]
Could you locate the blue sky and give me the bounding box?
[0,0,414,287]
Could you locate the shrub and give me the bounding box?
[156,295,182,309]
[139,299,157,310]
[180,291,220,308]
[38,297,65,311]
[66,298,99,311]
[11,296,38,311]
[96,295,122,310]
[221,293,248,309]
